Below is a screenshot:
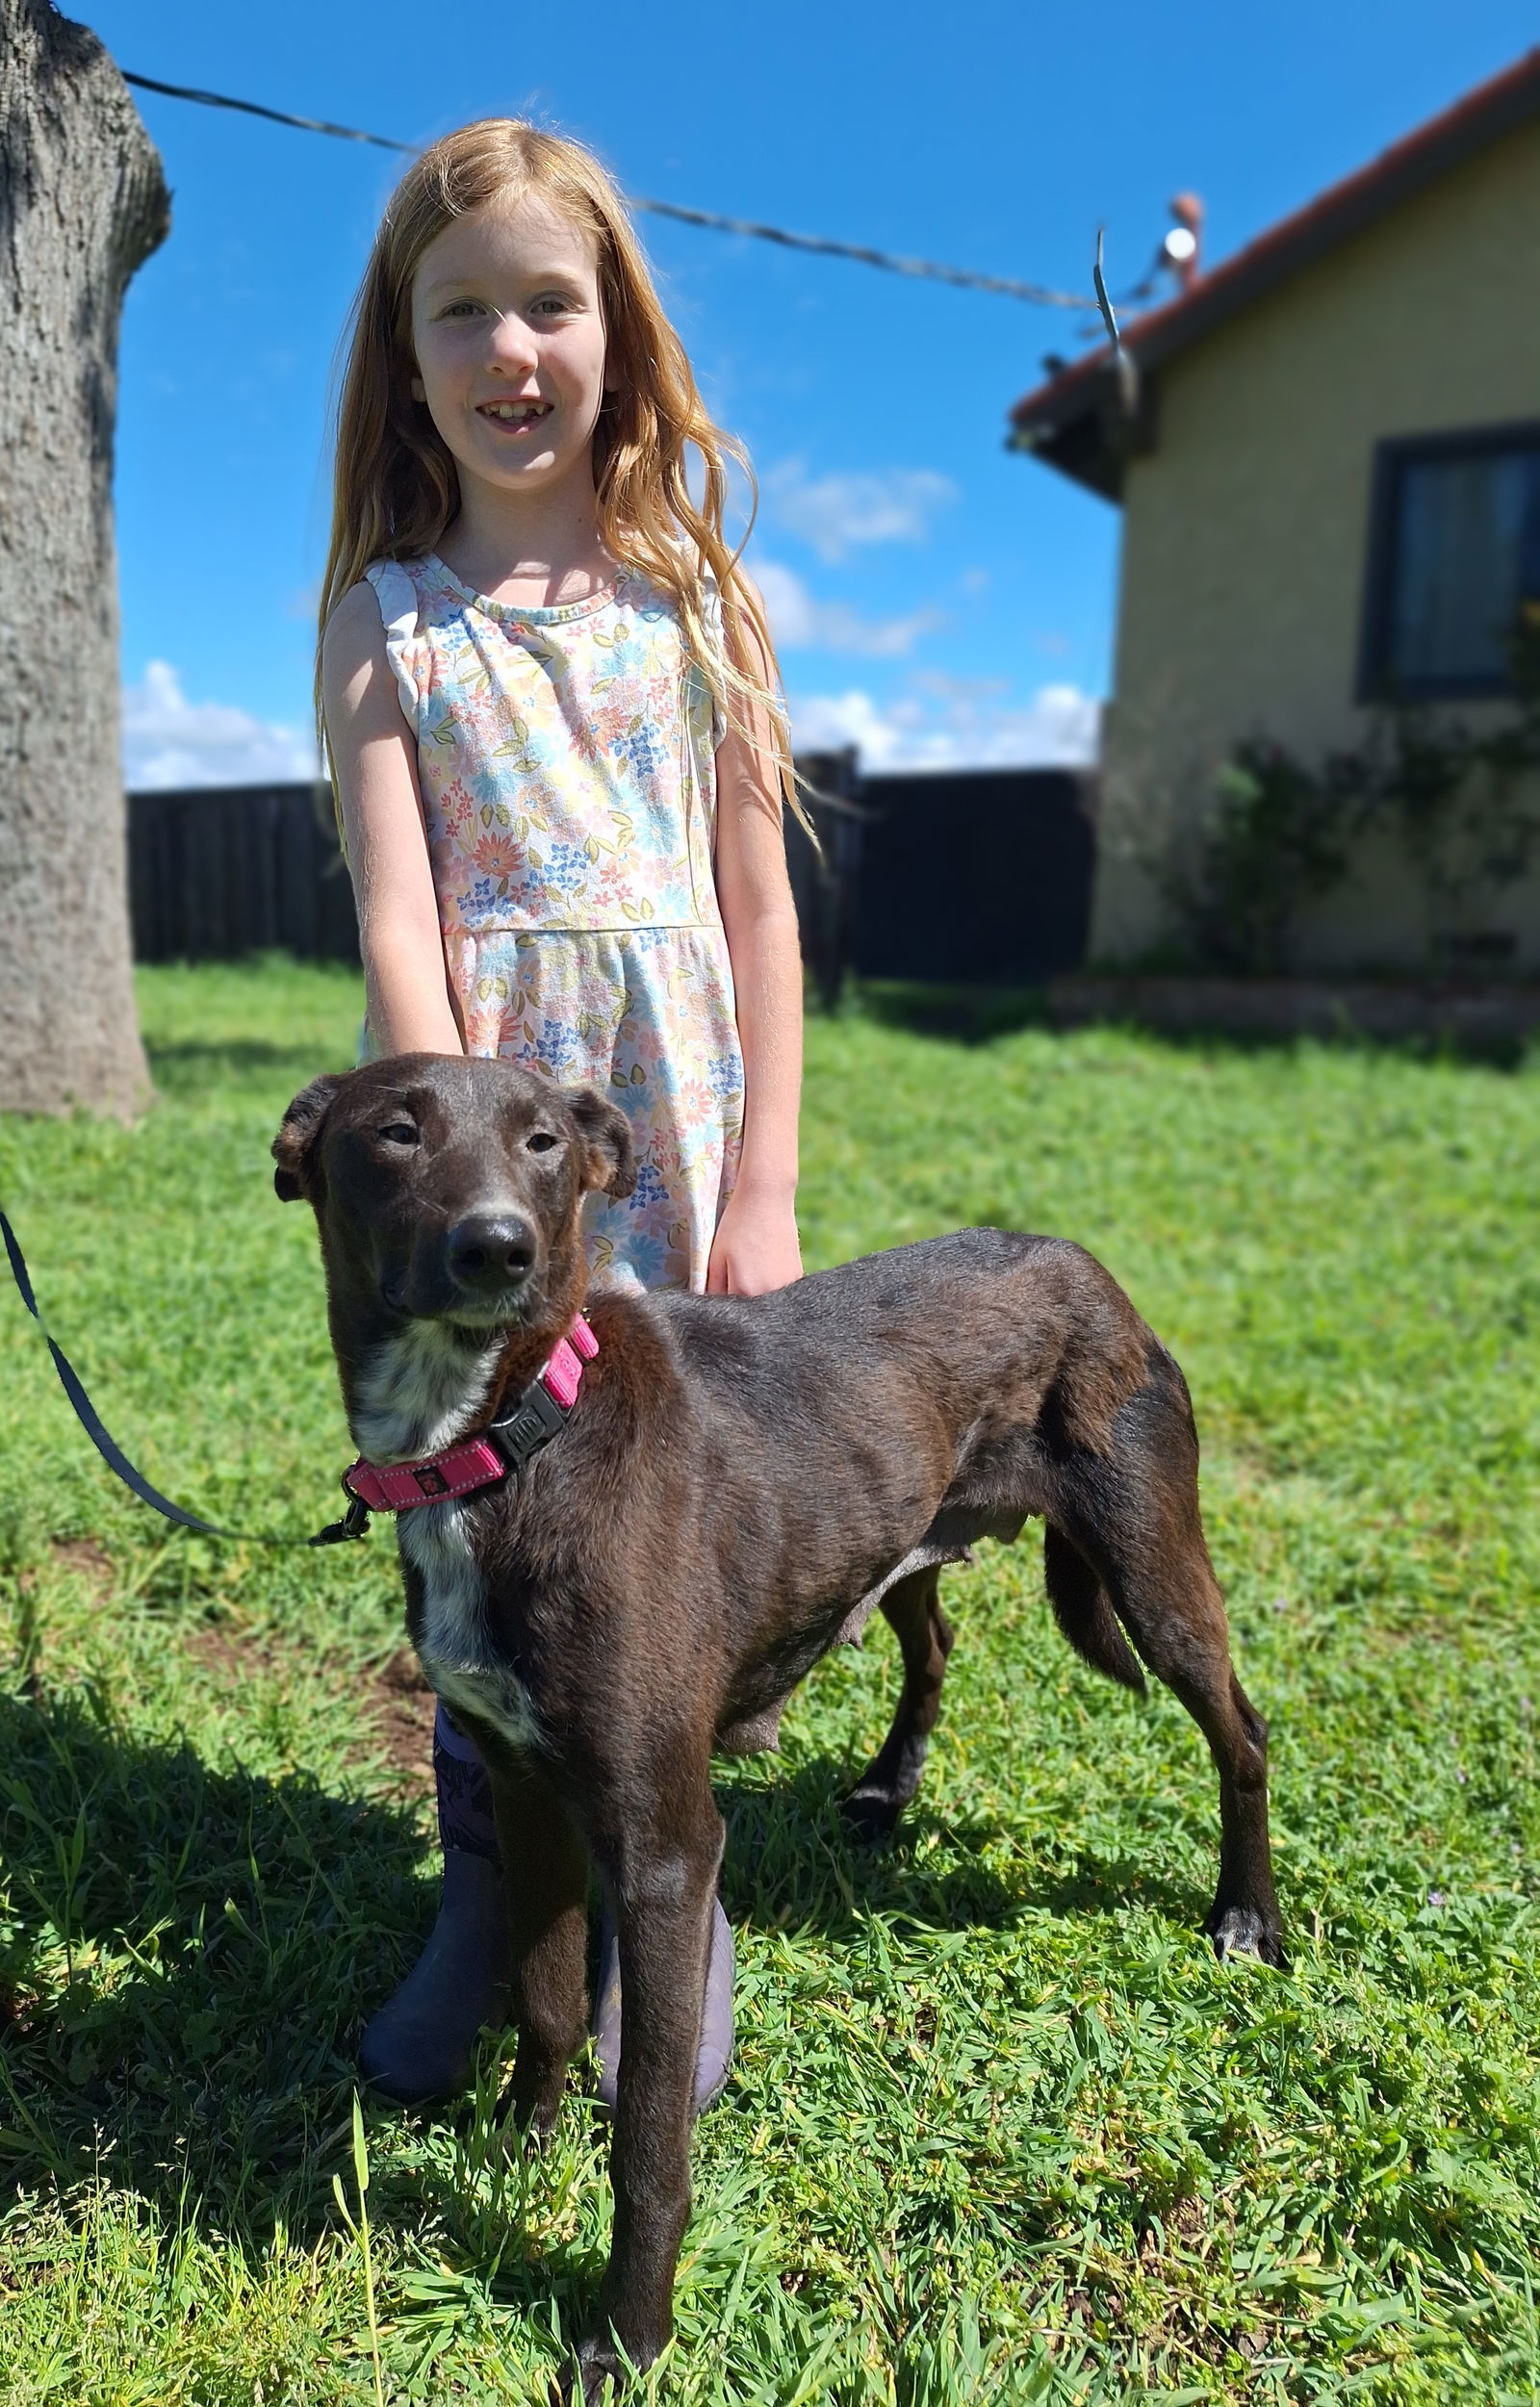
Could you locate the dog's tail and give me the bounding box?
[1042,1523,1147,1695]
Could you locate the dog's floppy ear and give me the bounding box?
[272,1073,346,1203]
[565,1087,637,1199]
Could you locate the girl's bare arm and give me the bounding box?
[707,581,804,1294]
[321,584,464,1058]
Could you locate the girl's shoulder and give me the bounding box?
[337,560,437,734]
[321,575,393,684]
[360,555,431,622]
[322,560,425,647]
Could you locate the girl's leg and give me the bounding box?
[358,1703,511,2106]
[593,1890,736,2117]
[360,1706,736,2114]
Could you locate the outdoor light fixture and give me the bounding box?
[1163,192,1203,290]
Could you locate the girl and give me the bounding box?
[318,119,804,2112]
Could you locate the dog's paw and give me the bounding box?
[552,2364,609,2407]
[552,2357,611,2406]
[1208,1904,1287,1969]
[552,2351,602,2405]
[497,2086,561,2158]
[558,2331,654,2403]
[840,1787,904,1846]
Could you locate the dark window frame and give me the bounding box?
[1355,419,1540,704]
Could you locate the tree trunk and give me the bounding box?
[0,1,167,1115]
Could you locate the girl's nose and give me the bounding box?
[487,310,539,372]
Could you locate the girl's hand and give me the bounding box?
[706,1187,802,1294]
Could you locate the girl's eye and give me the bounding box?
[378,1122,419,1146]
[526,1132,559,1154]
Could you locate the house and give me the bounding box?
[1011,51,1540,975]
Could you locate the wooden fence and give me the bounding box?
[129,781,360,963]
[128,761,1098,988]
[852,765,1096,985]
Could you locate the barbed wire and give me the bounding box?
[123,70,416,152]
[612,194,1095,307]
[122,68,1154,314]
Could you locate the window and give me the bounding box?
[1358,424,1540,701]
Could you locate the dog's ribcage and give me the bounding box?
[356,1321,540,1754]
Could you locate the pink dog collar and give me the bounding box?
[341,1316,598,1516]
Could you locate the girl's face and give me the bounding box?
[409,193,607,512]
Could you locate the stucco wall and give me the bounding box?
[1094,121,1540,972]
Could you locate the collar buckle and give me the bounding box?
[488,1373,572,1473]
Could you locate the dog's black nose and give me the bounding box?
[445,1213,536,1293]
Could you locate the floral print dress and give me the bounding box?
[366,553,742,1292]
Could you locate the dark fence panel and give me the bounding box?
[127,764,1098,987]
[783,749,865,1011]
[852,768,1097,986]
[128,782,360,963]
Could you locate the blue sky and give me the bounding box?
[86,0,1537,785]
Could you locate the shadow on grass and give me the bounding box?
[141,1037,353,1105]
[143,1037,340,1072]
[1059,1012,1540,1071]
[836,978,1540,1067]
[0,1685,427,2241]
[0,1684,1207,2279]
[841,982,1050,1046]
[714,1750,1206,1940]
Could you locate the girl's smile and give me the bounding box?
[478,400,553,427]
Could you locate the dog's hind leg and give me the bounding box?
[484,1752,590,2140]
[1059,1443,1285,1967]
[841,1565,955,1844]
[1124,1559,1283,1968]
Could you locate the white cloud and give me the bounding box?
[767,461,958,564]
[757,560,936,659]
[788,676,1101,770]
[123,661,320,790]
[787,689,912,765]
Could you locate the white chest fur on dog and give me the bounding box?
[398,1504,541,1754]
[355,1319,541,1755]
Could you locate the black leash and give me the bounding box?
[1,1209,369,1549]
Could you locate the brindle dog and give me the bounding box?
[274,1052,1282,2398]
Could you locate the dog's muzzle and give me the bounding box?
[445,1212,537,1297]
[390,1207,544,1324]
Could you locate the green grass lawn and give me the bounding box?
[1,959,1538,2405]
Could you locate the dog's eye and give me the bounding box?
[377,1121,419,1147]
[526,1131,559,1154]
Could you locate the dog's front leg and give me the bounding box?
[482,1750,590,2140]
[573,1789,723,2399]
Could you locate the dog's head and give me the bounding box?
[273,1055,635,1336]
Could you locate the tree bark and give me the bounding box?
[0,0,167,1114]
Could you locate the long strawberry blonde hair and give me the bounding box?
[316,117,799,818]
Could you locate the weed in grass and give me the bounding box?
[0,959,1537,2399]
[331,2094,386,2407]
